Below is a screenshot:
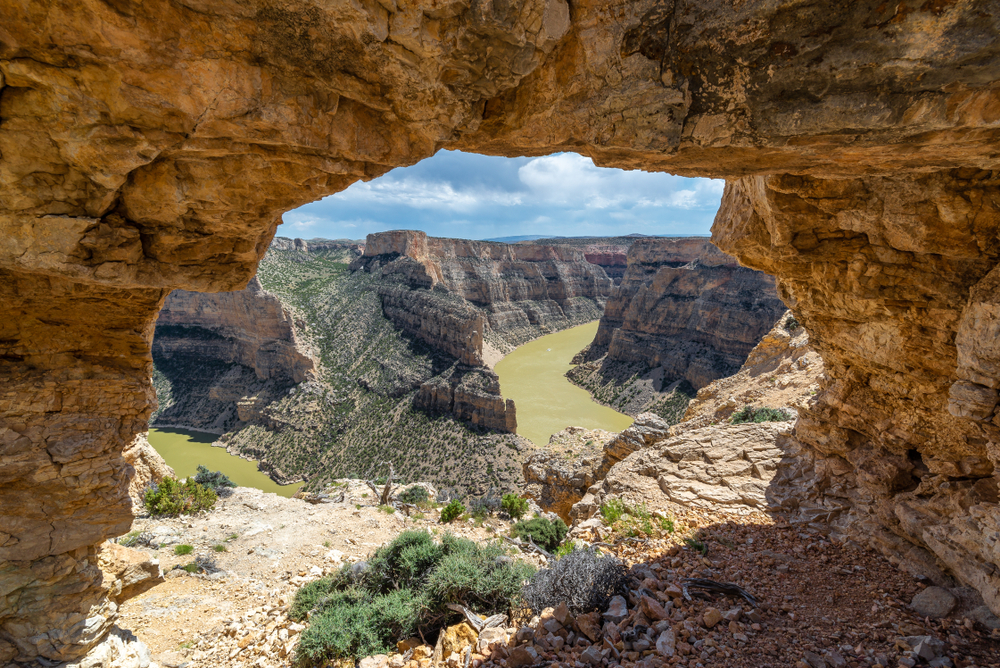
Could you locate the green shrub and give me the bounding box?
[440,499,465,524]
[784,315,800,331]
[193,465,237,494]
[180,562,200,573]
[291,531,532,663]
[501,493,528,520]
[397,485,429,505]
[554,541,577,558]
[599,498,627,524]
[512,517,568,553]
[144,477,217,517]
[729,405,792,424]
[174,544,194,555]
[213,544,227,552]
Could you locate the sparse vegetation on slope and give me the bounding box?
[566,357,696,423]
[154,244,530,497]
[291,531,533,663]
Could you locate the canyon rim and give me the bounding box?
[3,0,1000,663]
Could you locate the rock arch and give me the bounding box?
[2,0,1000,661]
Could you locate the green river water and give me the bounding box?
[495,321,634,446]
[147,428,301,497]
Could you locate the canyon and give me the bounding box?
[3,0,1000,664]
[569,237,786,418]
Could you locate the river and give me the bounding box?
[494,321,634,447]
[147,428,301,497]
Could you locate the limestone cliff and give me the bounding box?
[590,237,785,389]
[156,277,314,384]
[567,238,785,422]
[151,276,315,433]
[353,230,615,364]
[6,0,1000,659]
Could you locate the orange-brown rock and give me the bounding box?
[5,0,1000,658]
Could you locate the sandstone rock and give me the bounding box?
[574,422,791,518]
[122,433,174,512]
[910,587,958,619]
[7,0,1000,654]
[476,628,508,654]
[507,645,539,667]
[679,311,824,432]
[656,628,676,658]
[585,238,785,390]
[703,608,723,629]
[96,543,164,603]
[602,596,628,624]
[439,622,478,659]
[359,654,389,668]
[575,612,602,643]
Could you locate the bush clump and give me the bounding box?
[396,485,429,506]
[193,465,237,495]
[144,477,217,516]
[729,405,792,424]
[291,531,533,663]
[599,498,627,524]
[440,499,465,523]
[501,493,528,520]
[512,517,568,553]
[522,547,626,615]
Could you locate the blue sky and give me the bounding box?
[282,150,723,241]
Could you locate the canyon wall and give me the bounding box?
[4,0,1000,661]
[714,173,1000,613]
[353,230,614,432]
[591,237,786,389]
[354,230,614,361]
[156,277,314,384]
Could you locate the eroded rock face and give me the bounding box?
[588,238,786,390]
[122,433,175,513]
[414,366,517,433]
[354,231,614,362]
[155,277,315,384]
[714,173,1000,614]
[5,0,1000,656]
[678,311,825,432]
[571,422,794,521]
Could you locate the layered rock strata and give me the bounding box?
[5,0,1000,657]
[587,237,786,390]
[353,230,614,359]
[155,277,314,385]
[414,366,517,433]
[352,230,614,431]
[714,173,1000,614]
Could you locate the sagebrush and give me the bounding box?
[291,531,533,663]
[144,477,217,516]
[396,485,429,505]
[501,493,528,520]
[193,465,237,495]
[522,548,626,615]
[512,517,568,553]
[729,405,792,424]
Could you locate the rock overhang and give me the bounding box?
[3,0,1000,661]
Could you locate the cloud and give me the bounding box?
[280,150,723,241]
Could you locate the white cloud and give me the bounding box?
[332,176,521,212]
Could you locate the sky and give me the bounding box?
[281,150,724,241]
